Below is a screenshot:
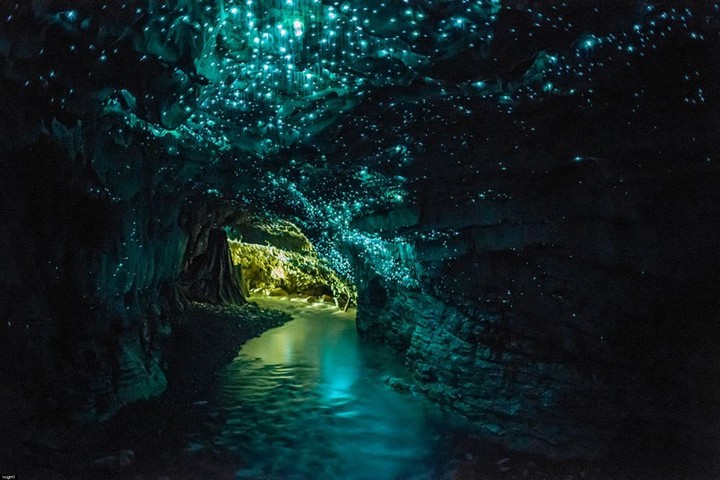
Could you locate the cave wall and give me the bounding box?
[0,134,190,420]
[0,130,251,421]
[0,0,224,420]
[349,64,720,459]
[184,228,246,305]
[354,195,719,460]
[351,161,720,461]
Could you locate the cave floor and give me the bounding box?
[2,298,695,480]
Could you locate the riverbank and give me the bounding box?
[2,301,292,480]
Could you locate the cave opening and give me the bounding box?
[225,216,357,309]
[179,210,358,309]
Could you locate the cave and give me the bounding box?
[1,1,719,479]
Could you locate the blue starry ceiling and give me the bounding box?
[1,0,717,284]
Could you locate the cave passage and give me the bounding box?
[197,297,469,479]
[2,1,720,478]
[225,219,357,308]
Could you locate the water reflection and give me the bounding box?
[213,298,466,479]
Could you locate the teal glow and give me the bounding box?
[214,298,462,478]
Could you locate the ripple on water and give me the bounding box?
[198,298,466,480]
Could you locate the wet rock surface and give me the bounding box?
[0,302,291,480]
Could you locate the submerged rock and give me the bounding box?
[384,376,412,394]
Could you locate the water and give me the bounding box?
[204,297,471,480]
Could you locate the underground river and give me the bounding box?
[196,297,474,479]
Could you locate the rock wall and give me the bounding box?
[354,191,720,460]
[0,135,187,421]
[184,228,246,305]
[0,0,239,421]
[351,108,720,460]
[226,217,356,303]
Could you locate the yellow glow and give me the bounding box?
[271,266,286,279]
[228,238,356,304]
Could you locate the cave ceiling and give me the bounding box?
[1,0,715,282]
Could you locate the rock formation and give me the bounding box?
[0,0,719,473]
[184,228,246,305]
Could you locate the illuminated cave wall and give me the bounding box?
[1,0,719,459]
[224,215,355,302]
[229,240,356,303]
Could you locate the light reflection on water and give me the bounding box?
[212,297,467,479]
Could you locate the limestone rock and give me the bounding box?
[384,376,412,394]
[185,229,246,305]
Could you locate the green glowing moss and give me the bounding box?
[229,239,356,306]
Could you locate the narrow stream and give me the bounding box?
[203,297,473,479]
